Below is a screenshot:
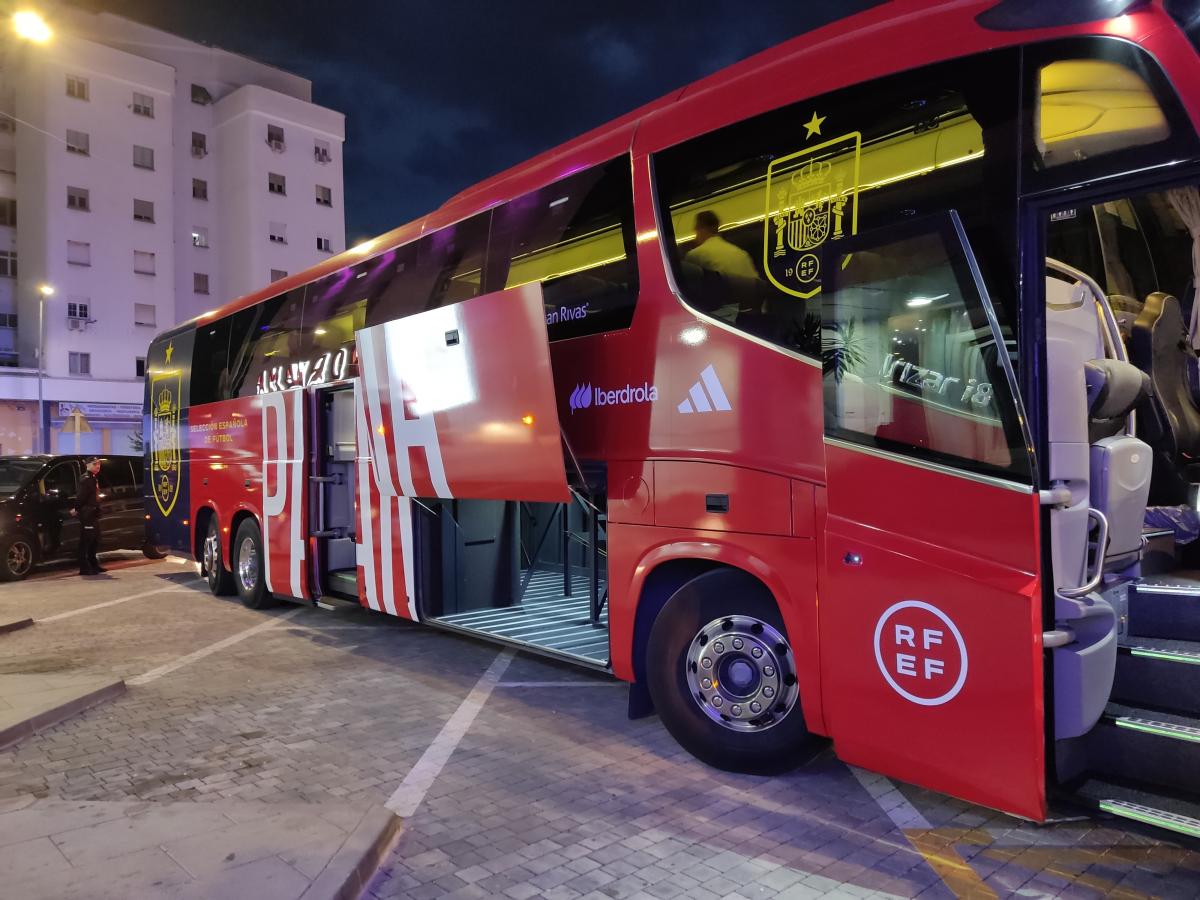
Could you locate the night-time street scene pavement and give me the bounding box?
[6,1,1200,897]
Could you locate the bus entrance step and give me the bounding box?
[1072,778,1200,840]
[316,595,361,612]
[1083,703,1200,797]
[1127,577,1200,642]
[1113,640,1200,717]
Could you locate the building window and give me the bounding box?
[191,132,207,157]
[136,357,146,377]
[0,198,14,227]
[68,351,91,375]
[133,198,154,222]
[317,235,332,252]
[132,92,154,117]
[134,250,155,275]
[67,301,89,319]
[66,129,89,155]
[268,172,286,195]
[267,124,285,150]
[194,272,209,294]
[315,184,332,206]
[66,186,89,211]
[270,269,287,282]
[0,313,16,328]
[269,221,287,244]
[134,303,155,326]
[192,178,208,201]
[133,145,154,170]
[192,226,209,248]
[66,75,89,101]
[314,139,331,163]
[0,250,15,278]
[191,83,212,105]
[67,241,90,267]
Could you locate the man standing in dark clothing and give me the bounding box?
[75,457,104,575]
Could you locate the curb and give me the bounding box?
[0,679,126,751]
[0,618,33,635]
[303,806,402,900]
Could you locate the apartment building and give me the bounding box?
[0,9,346,454]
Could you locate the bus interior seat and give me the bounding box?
[1129,292,1200,503]
[1084,359,1153,570]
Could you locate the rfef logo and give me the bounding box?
[873,600,967,706]
[569,383,593,413]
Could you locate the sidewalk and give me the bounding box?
[0,796,400,900]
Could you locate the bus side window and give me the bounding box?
[228,288,305,396]
[416,211,491,311]
[191,316,232,404]
[489,157,639,341]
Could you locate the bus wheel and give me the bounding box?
[233,519,273,610]
[0,534,35,581]
[646,568,810,774]
[201,519,234,596]
[142,543,167,560]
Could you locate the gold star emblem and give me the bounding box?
[804,111,826,139]
[165,341,174,364]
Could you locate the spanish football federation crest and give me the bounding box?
[150,370,181,516]
[764,129,861,299]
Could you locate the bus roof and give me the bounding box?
[181,0,1158,333]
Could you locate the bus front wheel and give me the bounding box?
[201,518,234,596]
[233,519,272,610]
[646,568,812,774]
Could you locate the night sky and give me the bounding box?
[73,0,879,242]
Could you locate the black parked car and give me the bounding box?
[0,455,164,581]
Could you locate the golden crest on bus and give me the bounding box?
[150,371,181,516]
[764,130,861,299]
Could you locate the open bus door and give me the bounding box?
[818,212,1049,820]
[350,282,571,621]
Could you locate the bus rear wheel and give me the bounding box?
[201,518,234,596]
[646,568,812,774]
[233,519,272,610]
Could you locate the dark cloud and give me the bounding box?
[71,0,878,239]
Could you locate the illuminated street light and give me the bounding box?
[13,10,52,43]
[37,283,54,296]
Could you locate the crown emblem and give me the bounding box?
[157,387,174,414]
[790,158,832,190]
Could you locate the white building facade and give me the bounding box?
[0,10,346,454]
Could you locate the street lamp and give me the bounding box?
[12,10,52,44]
[36,283,52,454]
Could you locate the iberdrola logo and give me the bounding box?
[568,380,657,414]
[569,383,593,413]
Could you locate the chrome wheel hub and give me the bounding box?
[7,540,31,576]
[237,537,258,593]
[203,530,219,579]
[686,615,798,732]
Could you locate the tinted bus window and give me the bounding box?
[654,49,1021,358]
[822,216,1031,482]
[191,316,232,404]
[418,212,490,311]
[490,158,638,341]
[228,288,306,396]
[306,255,401,377]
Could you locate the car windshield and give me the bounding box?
[0,460,44,499]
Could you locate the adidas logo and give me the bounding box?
[678,365,731,414]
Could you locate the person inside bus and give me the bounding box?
[683,210,760,324]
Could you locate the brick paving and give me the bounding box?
[1,560,1199,897]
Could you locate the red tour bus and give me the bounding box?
[146,0,1200,833]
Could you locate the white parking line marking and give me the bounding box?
[495,681,622,688]
[850,766,931,829]
[385,649,514,817]
[128,607,303,686]
[36,585,197,623]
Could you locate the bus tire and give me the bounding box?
[142,543,167,560]
[0,532,36,581]
[201,518,234,596]
[232,518,272,610]
[646,568,811,775]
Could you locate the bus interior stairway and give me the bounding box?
[1063,566,1200,839]
[417,461,610,668]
